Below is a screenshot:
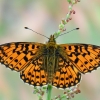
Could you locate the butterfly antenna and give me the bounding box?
[55,28,79,39]
[24,27,49,39]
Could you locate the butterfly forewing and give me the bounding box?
[60,44,100,74]
[0,42,45,71]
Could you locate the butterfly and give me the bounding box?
[0,34,100,89]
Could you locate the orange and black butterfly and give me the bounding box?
[0,30,100,89]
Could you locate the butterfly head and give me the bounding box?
[46,35,57,48]
[48,35,56,43]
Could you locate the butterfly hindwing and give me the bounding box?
[53,57,81,88]
[0,42,45,71]
[60,44,100,74]
[20,59,47,86]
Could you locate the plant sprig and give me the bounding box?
[51,84,81,100]
[54,0,80,38]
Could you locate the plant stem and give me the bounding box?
[47,84,52,100]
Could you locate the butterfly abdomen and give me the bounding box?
[46,49,56,84]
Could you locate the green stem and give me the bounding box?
[47,84,52,100]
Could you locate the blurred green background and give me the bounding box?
[0,0,100,100]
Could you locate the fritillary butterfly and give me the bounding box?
[0,35,100,89]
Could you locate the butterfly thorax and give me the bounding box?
[46,35,57,84]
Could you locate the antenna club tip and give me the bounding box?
[76,28,79,30]
[24,27,28,29]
